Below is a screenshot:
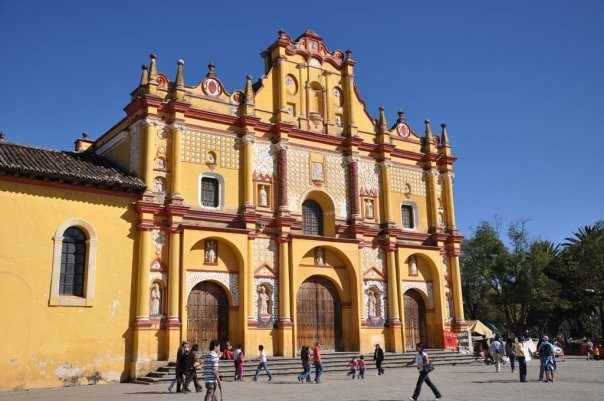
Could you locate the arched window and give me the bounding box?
[59,227,87,296]
[50,219,98,306]
[402,204,415,229]
[302,199,323,236]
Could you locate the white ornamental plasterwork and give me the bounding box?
[186,271,239,306]
[181,130,240,169]
[253,278,278,321]
[364,280,387,320]
[129,125,140,174]
[286,148,349,218]
[252,238,277,270]
[362,247,385,274]
[252,142,276,176]
[358,161,380,195]
[150,271,167,284]
[152,229,166,255]
[403,281,433,308]
[325,155,349,218]
[391,167,426,196]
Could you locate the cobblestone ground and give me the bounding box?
[1,357,603,401]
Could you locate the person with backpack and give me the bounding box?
[405,343,441,401]
[505,338,517,373]
[538,336,556,383]
[297,345,312,383]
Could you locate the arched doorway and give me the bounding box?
[403,289,427,351]
[187,281,229,352]
[296,276,342,351]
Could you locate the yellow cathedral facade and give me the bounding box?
[0,30,466,390]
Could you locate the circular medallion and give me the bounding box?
[202,78,222,96]
[396,122,410,137]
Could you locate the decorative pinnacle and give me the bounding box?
[397,109,405,123]
[148,53,157,80]
[207,62,216,78]
[82,132,88,139]
[0,132,5,142]
[345,49,352,59]
[175,59,185,87]
[378,106,388,132]
[278,28,285,36]
[424,119,433,137]
[139,64,148,86]
[244,74,254,106]
[440,123,449,147]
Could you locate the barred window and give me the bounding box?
[402,205,414,229]
[302,199,323,236]
[200,177,219,207]
[59,227,87,296]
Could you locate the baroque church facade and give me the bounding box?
[0,30,466,390]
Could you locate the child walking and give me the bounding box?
[357,355,366,379]
[346,356,358,379]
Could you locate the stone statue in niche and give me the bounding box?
[445,294,452,320]
[150,283,161,316]
[259,185,268,207]
[207,152,216,165]
[258,286,269,315]
[155,158,165,170]
[153,177,165,193]
[367,290,377,318]
[205,240,217,264]
[335,115,342,128]
[365,199,374,219]
[311,162,324,181]
[315,247,324,266]
[409,255,418,275]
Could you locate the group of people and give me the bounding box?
[168,340,222,401]
[476,334,559,383]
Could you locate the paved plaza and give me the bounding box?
[0,357,602,401]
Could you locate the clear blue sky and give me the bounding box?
[1,0,602,245]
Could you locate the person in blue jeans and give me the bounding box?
[253,345,272,381]
[297,345,312,383]
[313,342,323,383]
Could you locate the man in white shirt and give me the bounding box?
[203,340,222,401]
[489,336,504,372]
[253,344,273,381]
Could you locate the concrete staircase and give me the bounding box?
[133,350,475,384]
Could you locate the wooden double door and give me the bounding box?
[187,281,229,353]
[296,276,343,351]
[404,289,427,350]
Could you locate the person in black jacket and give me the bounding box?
[373,344,385,375]
[171,341,189,393]
[184,343,203,393]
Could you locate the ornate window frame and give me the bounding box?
[198,172,225,210]
[401,201,419,231]
[49,219,98,307]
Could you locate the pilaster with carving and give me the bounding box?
[276,142,289,213]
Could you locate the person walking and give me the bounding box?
[481,335,491,364]
[253,345,273,381]
[373,343,385,375]
[184,343,203,393]
[489,336,504,372]
[516,336,527,382]
[313,342,324,384]
[505,338,517,373]
[203,339,222,401]
[233,344,243,380]
[297,345,312,383]
[358,355,366,379]
[405,343,441,401]
[346,356,358,379]
[586,338,594,360]
[168,341,188,393]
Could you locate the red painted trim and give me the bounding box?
[179,224,250,235]
[184,209,241,223]
[166,318,182,328]
[132,319,154,329]
[0,175,142,198]
[277,319,294,329]
[290,234,360,244]
[138,219,156,231]
[135,201,163,214]
[396,243,443,252]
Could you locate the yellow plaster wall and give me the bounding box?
[0,181,138,391]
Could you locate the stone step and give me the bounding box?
[134,351,474,385]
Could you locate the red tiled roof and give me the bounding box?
[0,142,146,193]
